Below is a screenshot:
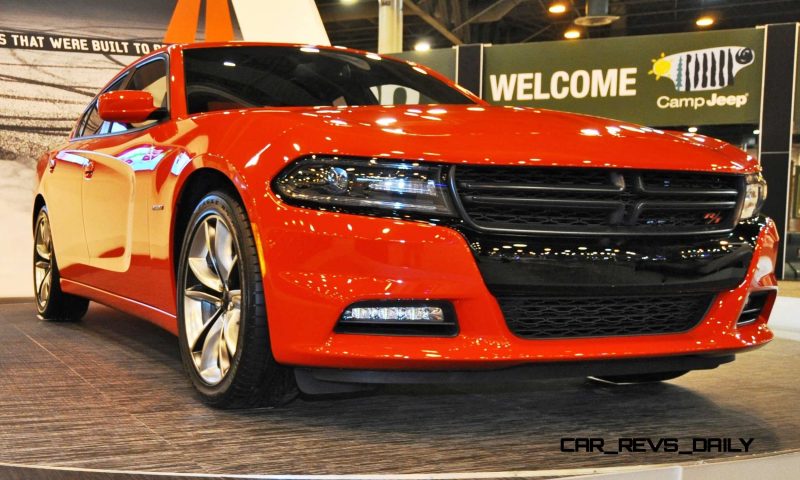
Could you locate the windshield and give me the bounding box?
[183,46,474,114]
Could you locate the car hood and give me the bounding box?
[213,105,757,174]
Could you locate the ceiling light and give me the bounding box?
[564,29,581,39]
[548,2,568,14]
[341,0,358,5]
[696,16,715,27]
[688,126,698,133]
[414,41,431,52]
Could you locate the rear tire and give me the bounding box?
[33,206,89,322]
[588,370,689,385]
[176,191,297,409]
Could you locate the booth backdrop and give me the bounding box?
[0,0,176,297]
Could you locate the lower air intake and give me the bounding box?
[497,293,714,339]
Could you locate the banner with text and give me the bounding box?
[482,28,764,127]
[0,30,165,56]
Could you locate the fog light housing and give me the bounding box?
[336,301,457,336]
[737,290,774,326]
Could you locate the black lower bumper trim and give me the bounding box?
[459,218,768,297]
[295,353,735,392]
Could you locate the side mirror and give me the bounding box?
[97,90,161,124]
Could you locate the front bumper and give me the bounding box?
[255,195,779,370]
[295,352,736,392]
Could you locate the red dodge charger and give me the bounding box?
[33,43,777,408]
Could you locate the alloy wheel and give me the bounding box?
[182,214,242,385]
[34,214,53,309]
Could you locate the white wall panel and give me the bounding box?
[231,0,330,46]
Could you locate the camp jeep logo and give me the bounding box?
[649,46,754,92]
[651,46,754,110]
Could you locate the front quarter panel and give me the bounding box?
[155,113,309,324]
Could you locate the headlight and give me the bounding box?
[273,156,456,216]
[739,173,767,221]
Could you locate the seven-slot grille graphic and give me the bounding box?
[497,294,714,339]
[451,166,744,235]
[678,47,754,92]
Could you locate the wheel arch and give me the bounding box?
[33,194,46,229]
[171,167,249,281]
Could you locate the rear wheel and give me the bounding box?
[176,191,297,409]
[33,207,89,322]
[588,370,689,385]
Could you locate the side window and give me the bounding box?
[74,58,168,138]
[81,106,103,138]
[129,58,168,106]
[104,58,168,132]
[76,74,129,138]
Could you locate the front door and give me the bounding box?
[74,57,171,297]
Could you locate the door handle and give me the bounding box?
[84,161,96,179]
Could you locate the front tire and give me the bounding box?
[33,207,89,322]
[176,191,297,409]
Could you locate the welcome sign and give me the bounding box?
[482,28,764,126]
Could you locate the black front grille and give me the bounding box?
[497,294,714,339]
[452,166,743,235]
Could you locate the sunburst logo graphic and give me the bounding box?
[648,46,755,92]
[649,52,672,80]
